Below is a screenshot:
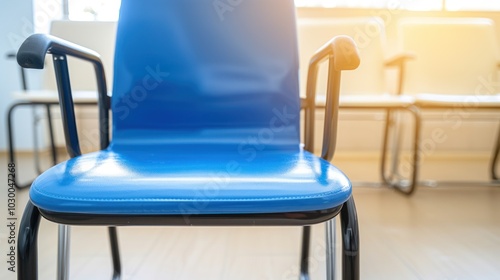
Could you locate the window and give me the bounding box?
[294,0,443,10]
[33,0,120,33]
[446,0,500,11]
[294,0,500,11]
[68,0,121,21]
[34,0,63,33]
[33,0,500,33]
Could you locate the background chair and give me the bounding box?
[397,17,500,191]
[297,17,420,192]
[6,20,116,189]
[17,0,360,279]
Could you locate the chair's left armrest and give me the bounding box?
[17,34,103,70]
[17,34,110,157]
[303,35,360,161]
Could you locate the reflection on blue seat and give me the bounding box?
[32,148,350,215]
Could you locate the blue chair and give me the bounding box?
[16,0,360,279]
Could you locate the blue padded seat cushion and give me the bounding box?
[30,147,351,215]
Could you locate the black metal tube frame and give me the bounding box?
[7,52,52,181]
[6,101,96,189]
[413,105,500,185]
[378,106,421,195]
[17,200,360,279]
[16,34,360,280]
[302,36,360,280]
[16,34,118,279]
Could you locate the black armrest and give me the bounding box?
[17,34,110,157]
[303,36,360,161]
[17,34,102,69]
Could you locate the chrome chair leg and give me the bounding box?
[326,217,337,280]
[57,225,71,280]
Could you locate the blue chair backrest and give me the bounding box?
[111,0,301,150]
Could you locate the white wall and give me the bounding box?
[0,0,43,151]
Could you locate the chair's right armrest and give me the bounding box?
[17,34,110,157]
[384,52,415,95]
[304,36,360,161]
[384,52,415,68]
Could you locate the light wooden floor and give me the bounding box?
[1,153,500,279]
